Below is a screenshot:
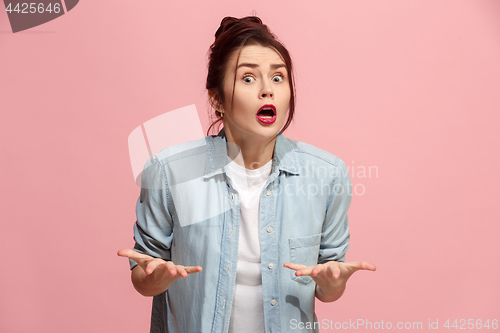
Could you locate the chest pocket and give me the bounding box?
[288,233,322,285]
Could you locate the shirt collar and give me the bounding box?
[203,127,300,179]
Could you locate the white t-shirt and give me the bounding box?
[227,156,273,333]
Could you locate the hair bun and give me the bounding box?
[215,16,263,38]
[241,16,262,25]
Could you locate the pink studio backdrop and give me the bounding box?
[1,1,499,332]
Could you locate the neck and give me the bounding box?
[224,127,276,170]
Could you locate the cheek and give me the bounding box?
[225,89,248,116]
[222,85,232,106]
[279,87,291,108]
[277,82,291,97]
[221,74,237,107]
[231,84,253,106]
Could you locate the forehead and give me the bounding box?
[234,44,284,66]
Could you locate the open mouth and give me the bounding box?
[256,104,277,124]
[256,104,276,118]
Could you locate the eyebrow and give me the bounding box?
[236,63,286,70]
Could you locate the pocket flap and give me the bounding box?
[289,233,321,249]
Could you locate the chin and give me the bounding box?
[254,125,281,139]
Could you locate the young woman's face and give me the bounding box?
[221,44,290,142]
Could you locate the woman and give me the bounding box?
[118,16,375,333]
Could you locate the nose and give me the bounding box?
[260,80,273,99]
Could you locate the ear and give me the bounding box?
[208,90,221,110]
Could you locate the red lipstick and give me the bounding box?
[256,104,277,124]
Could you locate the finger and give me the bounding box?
[117,249,152,262]
[184,266,203,274]
[346,261,377,271]
[295,266,316,277]
[283,262,308,271]
[165,261,178,277]
[329,264,341,279]
[154,262,168,276]
[118,249,157,272]
[311,264,326,277]
[176,265,188,278]
[145,259,168,275]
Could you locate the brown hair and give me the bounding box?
[205,16,296,142]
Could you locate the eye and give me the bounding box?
[272,74,285,83]
[243,75,255,83]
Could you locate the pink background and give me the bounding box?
[1,0,499,332]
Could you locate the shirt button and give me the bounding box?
[266,190,271,196]
[231,193,234,201]
[268,263,274,269]
[271,299,277,306]
[266,227,272,233]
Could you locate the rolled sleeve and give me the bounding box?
[129,155,174,270]
[318,158,351,264]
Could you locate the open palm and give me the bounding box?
[117,249,203,287]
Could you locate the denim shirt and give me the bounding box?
[129,128,351,333]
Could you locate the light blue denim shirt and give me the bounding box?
[129,128,351,333]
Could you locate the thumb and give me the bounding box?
[117,249,155,268]
[346,260,377,272]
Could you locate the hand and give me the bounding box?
[284,260,376,302]
[117,249,202,293]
